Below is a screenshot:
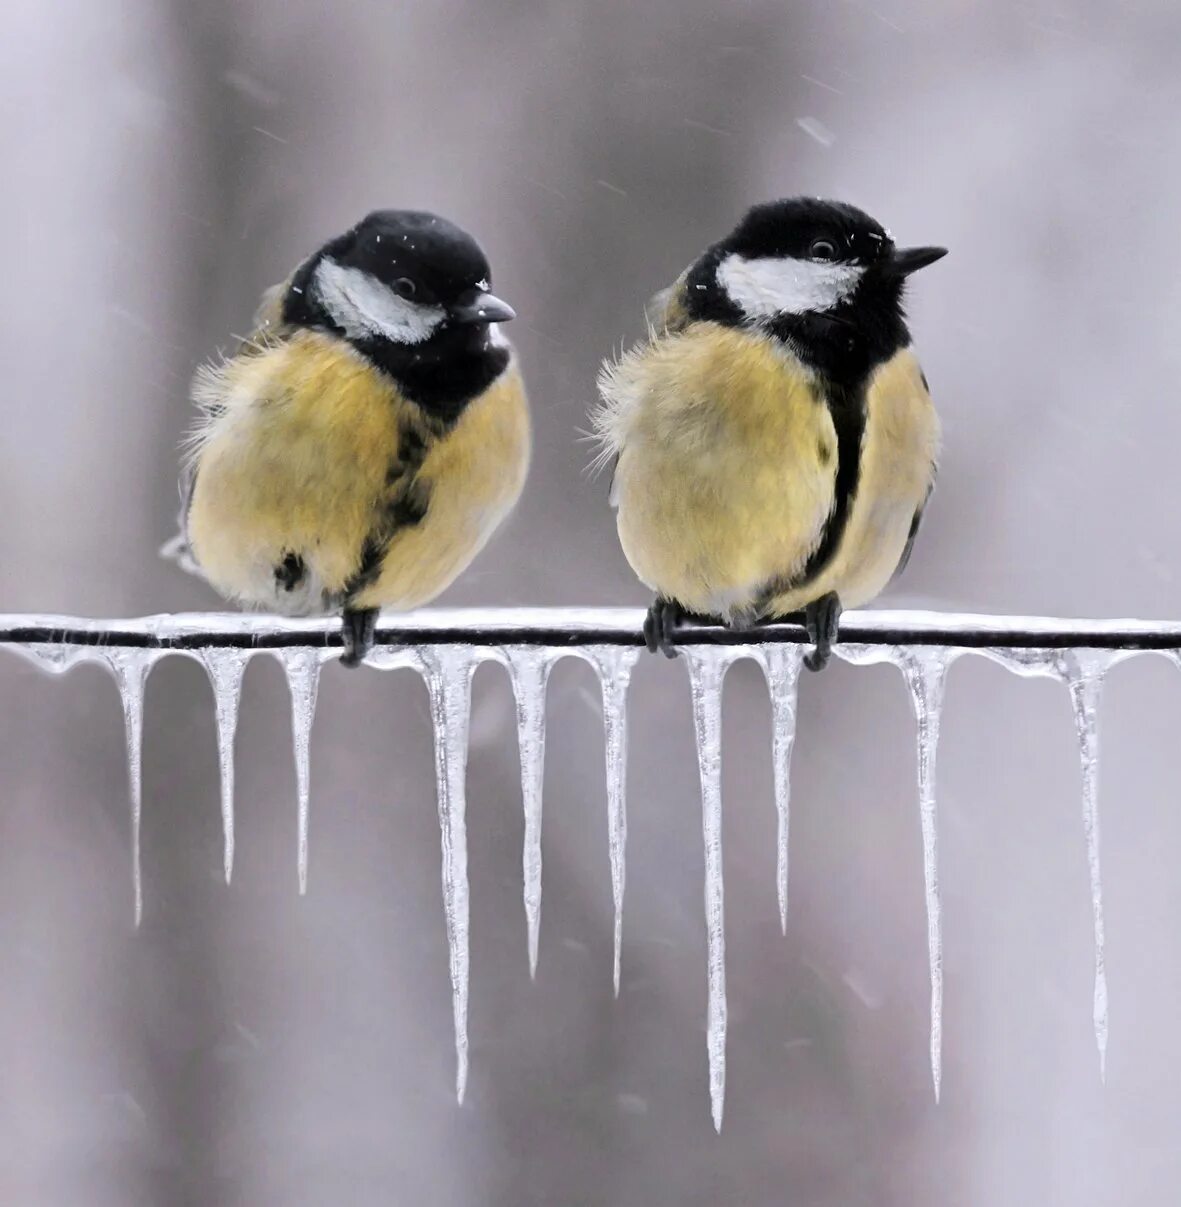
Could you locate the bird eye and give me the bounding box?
[809,238,839,262]
[393,277,417,299]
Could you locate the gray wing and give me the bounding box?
[892,477,936,583]
[644,268,692,334]
[158,460,204,577]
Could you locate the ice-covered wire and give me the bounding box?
[2,607,1181,652]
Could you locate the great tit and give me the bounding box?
[594,197,945,670]
[165,209,529,665]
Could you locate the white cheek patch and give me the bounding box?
[717,252,863,317]
[313,258,446,345]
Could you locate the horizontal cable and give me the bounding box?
[0,608,1180,652]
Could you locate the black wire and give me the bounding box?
[0,617,1177,652]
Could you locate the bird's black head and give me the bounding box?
[684,197,946,383]
[284,210,515,418]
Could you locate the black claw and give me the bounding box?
[340,607,379,668]
[802,591,842,673]
[643,597,683,658]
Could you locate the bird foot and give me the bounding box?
[803,592,842,672]
[643,597,684,658]
[340,607,379,668]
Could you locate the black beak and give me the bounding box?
[448,290,516,326]
[887,246,948,277]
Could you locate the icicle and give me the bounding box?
[754,645,804,933]
[506,648,557,978]
[900,648,950,1103]
[684,645,734,1133]
[985,644,1113,1079]
[421,646,477,1104]
[585,645,639,996]
[1062,650,1111,1082]
[199,650,250,884]
[277,648,321,895]
[981,646,1060,679]
[7,642,94,676]
[103,650,158,926]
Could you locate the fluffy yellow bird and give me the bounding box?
[594,197,945,669]
[164,210,530,665]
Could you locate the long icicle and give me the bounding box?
[901,648,949,1103]
[684,646,731,1132]
[1063,652,1109,1082]
[105,650,156,926]
[199,650,250,884]
[278,648,321,895]
[422,647,476,1103]
[587,646,639,997]
[755,645,804,933]
[507,649,555,978]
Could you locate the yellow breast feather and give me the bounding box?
[187,331,530,616]
[186,331,404,611]
[597,323,837,618]
[350,364,530,611]
[765,347,939,615]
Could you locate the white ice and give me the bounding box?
[1062,650,1114,1082]
[753,645,805,932]
[684,645,735,1133]
[506,648,556,978]
[278,648,323,895]
[901,649,952,1103]
[981,645,1117,1080]
[837,642,957,1101]
[582,646,639,995]
[420,646,477,1104]
[199,649,252,884]
[1,606,1169,1111]
[102,649,159,926]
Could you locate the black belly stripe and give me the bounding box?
[793,379,867,589]
[342,477,431,602]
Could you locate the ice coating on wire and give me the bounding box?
[1,606,1172,1114]
[684,645,734,1132]
[103,649,158,926]
[584,645,639,995]
[421,646,477,1104]
[278,648,322,895]
[199,649,251,884]
[506,647,556,977]
[753,645,804,932]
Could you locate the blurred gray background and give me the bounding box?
[3,0,1181,1203]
